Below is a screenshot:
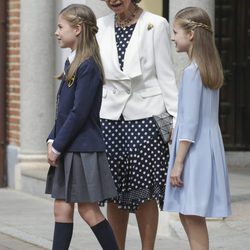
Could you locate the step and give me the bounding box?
[21,163,49,199]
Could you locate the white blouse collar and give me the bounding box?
[68,50,76,64]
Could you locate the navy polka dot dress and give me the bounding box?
[115,24,136,70]
[100,24,170,212]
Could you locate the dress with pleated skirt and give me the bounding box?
[163,63,231,217]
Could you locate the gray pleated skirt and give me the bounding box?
[45,152,117,203]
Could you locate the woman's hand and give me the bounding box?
[168,128,174,144]
[170,160,184,187]
[47,142,59,167]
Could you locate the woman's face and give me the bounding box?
[105,0,133,15]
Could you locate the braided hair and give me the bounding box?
[59,4,104,83]
[174,7,223,89]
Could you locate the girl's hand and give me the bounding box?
[170,161,184,187]
[47,143,59,167]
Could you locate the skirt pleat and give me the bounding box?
[45,152,117,203]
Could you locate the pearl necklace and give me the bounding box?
[115,5,140,29]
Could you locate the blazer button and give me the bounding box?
[113,89,117,94]
[126,90,131,94]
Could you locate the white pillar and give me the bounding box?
[20,0,55,155]
[86,0,111,18]
[169,0,214,26]
[15,0,56,189]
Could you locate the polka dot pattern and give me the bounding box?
[100,117,169,212]
[115,24,136,71]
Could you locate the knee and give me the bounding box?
[180,214,205,226]
[78,203,104,226]
[54,201,74,222]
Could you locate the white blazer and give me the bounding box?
[97,11,178,122]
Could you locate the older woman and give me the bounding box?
[97,0,178,249]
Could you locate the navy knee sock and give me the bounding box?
[91,219,119,250]
[52,222,73,250]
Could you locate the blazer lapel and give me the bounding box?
[122,12,144,78]
[99,12,144,80]
[100,14,129,80]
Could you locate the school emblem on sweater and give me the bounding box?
[67,74,75,87]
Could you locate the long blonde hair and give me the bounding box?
[175,7,223,89]
[59,4,104,83]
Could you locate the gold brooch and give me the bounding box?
[67,74,75,87]
[147,23,154,30]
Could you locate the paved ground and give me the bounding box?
[0,168,249,250]
[0,233,45,250]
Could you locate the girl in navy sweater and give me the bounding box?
[46,4,118,250]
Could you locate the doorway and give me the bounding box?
[216,0,250,150]
[0,0,7,187]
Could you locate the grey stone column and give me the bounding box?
[169,0,215,84]
[13,0,56,190]
[86,0,111,18]
[20,0,55,155]
[169,1,214,26]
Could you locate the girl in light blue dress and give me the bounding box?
[163,7,231,250]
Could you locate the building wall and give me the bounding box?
[139,0,162,15]
[6,0,21,187]
[6,0,20,147]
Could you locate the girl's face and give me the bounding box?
[105,0,133,15]
[55,15,81,50]
[171,22,193,55]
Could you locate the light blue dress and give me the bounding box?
[163,63,231,217]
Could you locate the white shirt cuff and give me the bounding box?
[52,146,61,155]
[179,138,195,143]
[47,139,61,155]
[47,139,54,144]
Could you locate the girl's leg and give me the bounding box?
[179,214,209,250]
[179,213,191,239]
[135,200,158,250]
[107,202,129,250]
[78,202,118,250]
[52,199,74,250]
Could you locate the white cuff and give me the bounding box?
[179,138,195,143]
[52,146,61,155]
[47,139,54,144]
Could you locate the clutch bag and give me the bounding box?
[153,111,173,143]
